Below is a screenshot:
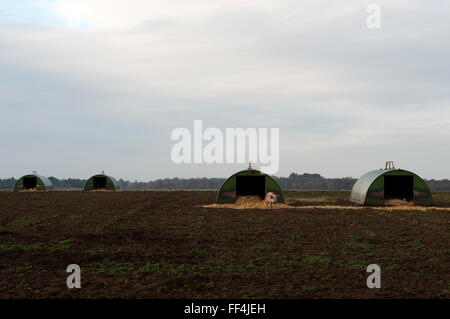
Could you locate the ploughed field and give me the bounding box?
[0,191,449,298]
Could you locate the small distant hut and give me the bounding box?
[84,174,119,191]
[14,173,53,192]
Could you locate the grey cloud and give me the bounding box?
[0,1,449,180]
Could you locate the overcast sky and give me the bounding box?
[0,0,449,181]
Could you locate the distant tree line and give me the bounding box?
[1,174,450,191]
[274,173,357,190]
[0,178,17,190]
[48,177,86,189]
[119,178,227,190]
[426,179,450,191]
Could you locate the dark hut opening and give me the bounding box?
[23,177,37,190]
[384,175,413,201]
[236,175,265,199]
[93,176,107,190]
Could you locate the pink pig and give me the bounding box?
[265,192,279,209]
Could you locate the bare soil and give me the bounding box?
[0,191,449,298]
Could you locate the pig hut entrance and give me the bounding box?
[384,175,413,201]
[93,176,107,190]
[23,177,37,189]
[236,176,265,199]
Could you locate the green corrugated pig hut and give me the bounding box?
[350,162,432,206]
[84,174,119,191]
[217,166,284,204]
[14,173,53,192]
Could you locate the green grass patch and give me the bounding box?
[0,243,42,252]
[49,238,77,252]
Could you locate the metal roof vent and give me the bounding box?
[385,161,395,170]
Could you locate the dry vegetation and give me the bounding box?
[0,191,449,298]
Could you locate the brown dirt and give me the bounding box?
[0,191,449,299]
